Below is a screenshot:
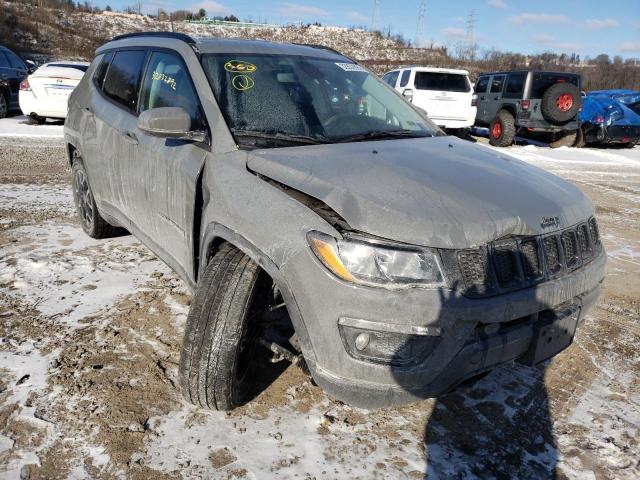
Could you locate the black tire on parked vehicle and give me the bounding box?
[180,243,267,411]
[0,93,7,119]
[489,110,516,147]
[541,82,582,124]
[549,130,578,148]
[71,155,121,238]
[573,127,586,148]
[624,141,637,148]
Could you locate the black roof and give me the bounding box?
[112,31,196,44]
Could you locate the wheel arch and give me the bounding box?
[498,103,517,118]
[200,222,317,365]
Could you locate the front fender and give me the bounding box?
[199,222,318,365]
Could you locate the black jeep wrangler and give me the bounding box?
[474,71,582,147]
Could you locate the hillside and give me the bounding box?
[0,2,446,74]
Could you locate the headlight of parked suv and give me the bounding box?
[307,231,445,288]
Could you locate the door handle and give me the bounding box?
[480,96,485,100]
[493,96,500,100]
[122,131,139,145]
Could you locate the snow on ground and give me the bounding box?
[0,116,63,138]
[0,126,639,478]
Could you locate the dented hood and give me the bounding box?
[247,136,594,249]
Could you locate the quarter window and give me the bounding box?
[0,52,9,69]
[399,70,411,87]
[5,51,25,70]
[139,51,201,126]
[490,75,505,94]
[504,73,526,98]
[384,71,399,87]
[475,76,489,93]
[93,52,113,89]
[102,50,147,112]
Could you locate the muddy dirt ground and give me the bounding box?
[1,134,639,479]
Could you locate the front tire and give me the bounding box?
[179,243,266,411]
[549,130,578,148]
[489,110,516,147]
[71,155,120,238]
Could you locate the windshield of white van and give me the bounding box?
[201,54,440,147]
[414,72,471,93]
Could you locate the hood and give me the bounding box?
[247,136,594,249]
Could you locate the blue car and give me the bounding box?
[579,90,640,147]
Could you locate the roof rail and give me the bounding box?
[112,31,196,44]
[294,43,344,56]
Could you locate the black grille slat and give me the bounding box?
[543,236,562,275]
[589,217,600,245]
[520,238,542,279]
[493,241,521,288]
[561,230,580,269]
[577,224,592,259]
[458,249,490,288]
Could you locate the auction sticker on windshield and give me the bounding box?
[335,63,368,72]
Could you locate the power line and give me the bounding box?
[371,0,380,32]
[416,0,426,47]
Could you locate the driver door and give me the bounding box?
[135,50,208,283]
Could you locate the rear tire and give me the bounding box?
[0,93,7,119]
[549,130,578,148]
[624,140,637,149]
[71,154,121,239]
[179,243,266,411]
[489,110,516,147]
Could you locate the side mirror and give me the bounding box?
[25,59,37,74]
[402,88,414,102]
[138,107,206,142]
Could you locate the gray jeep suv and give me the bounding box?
[474,71,582,147]
[64,33,605,410]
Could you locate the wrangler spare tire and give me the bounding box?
[541,82,582,124]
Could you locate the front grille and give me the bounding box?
[453,217,602,298]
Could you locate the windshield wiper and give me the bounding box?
[334,129,428,143]
[231,129,330,146]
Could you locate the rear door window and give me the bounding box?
[490,75,505,93]
[475,76,489,93]
[503,73,526,98]
[102,49,147,112]
[414,72,470,92]
[531,73,580,98]
[5,51,25,70]
[139,51,202,127]
[399,69,411,87]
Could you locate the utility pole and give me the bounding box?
[465,9,477,61]
[371,0,379,32]
[415,0,426,48]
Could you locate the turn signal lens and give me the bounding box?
[308,233,354,282]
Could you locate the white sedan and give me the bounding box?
[19,61,89,123]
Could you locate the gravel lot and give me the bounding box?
[0,124,638,479]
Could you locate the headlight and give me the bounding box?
[307,231,445,288]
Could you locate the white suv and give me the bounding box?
[383,67,477,132]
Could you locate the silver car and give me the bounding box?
[64,32,606,410]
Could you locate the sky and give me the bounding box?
[101,0,640,58]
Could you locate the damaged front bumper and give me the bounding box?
[285,242,606,409]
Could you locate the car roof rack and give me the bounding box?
[112,31,196,44]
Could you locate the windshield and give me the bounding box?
[201,53,440,148]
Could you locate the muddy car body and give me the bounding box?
[64,33,606,409]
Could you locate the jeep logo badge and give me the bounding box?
[541,216,561,229]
